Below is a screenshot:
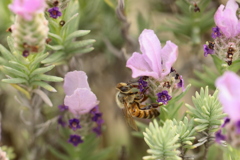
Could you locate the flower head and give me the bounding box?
[48,7,62,19]
[9,0,46,21]
[215,71,240,122]
[211,26,221,39]
[126,29,178,80]
[214,0,240,38]
[92,125,102,136]
[68,135,83,146]
[157,90,172,104]
[203,44,214,57]
[68,118,81,131]
[64,71,99,116]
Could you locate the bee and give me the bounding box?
[226,45,235,66]
[116,82,161,131]
[208,41,215,50]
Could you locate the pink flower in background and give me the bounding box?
[9,0,46,21]
[214,0,240,38]
[126,29,178,80]
[215,71,240,122]
[64,71,99,116]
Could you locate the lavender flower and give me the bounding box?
[126,29,178,80]
[138,76,148,92]
[48,7,62,19]
[57,116,66,127]
[214,0,240,38]
[203,44,214,57]
[211,26,221,39]
[64,71,99,116]
[68,135,83,146]
[157,90,172,104]
[177,75,184,91]
[68,118,81,131]
[92,125,102,136]
[58,104,68,112]
[215,130,226,143]
[9,0,46,21]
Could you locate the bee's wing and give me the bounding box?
[122,103,138,131]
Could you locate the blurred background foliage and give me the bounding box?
[0,0,229,159]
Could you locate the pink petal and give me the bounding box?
[214,0,239,38]
[63,71,90,96]
[216,71,240,121]
[126,52,158,79]
[160,41,178,77]
[9,0,46,21]
[139,29,162,74]
[64,88,99,116]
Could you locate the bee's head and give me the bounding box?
[116,83,132,93]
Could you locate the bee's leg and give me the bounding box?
[140,103,161,110]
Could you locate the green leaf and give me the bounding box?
[32,74,63,82]
[48,32,63,42]
[31,81,57,92]
[2,78,27,84]
[0,44,14,60]
[46,44,64,51]
[66,39,95,52]
[3,66,28,79]
[65,30,90,41]
[41,52,64,64]
[30,65,55,77]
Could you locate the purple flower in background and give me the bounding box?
[57,116,66,127]
[211,26,221,39]
[215,71,240,122]
[58,104,68,112]
[9,0,46,21]
[157,90,172,104]
[64,71,99,116]
[69,118,81,131]
[126,29,178,80]
[93,125,102,136]
[215,130,226,143]
[68,135,83,146]
[138,76,148,92]
[214,0,240,38]
[203,44,214,57]
[48,7,62,19]
[221,117,230,128]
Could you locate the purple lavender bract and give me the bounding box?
[69,118,81,131]
[215,130,226,143]
[157,90,171,104]
[58,104,68,112]
[138,76,148,92]
[68,135,83,146]
[48,7,62,19]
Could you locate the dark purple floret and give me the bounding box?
[221,117,230,128]
[138,76,148,92]
[68,135,83,146]
[203,44,214,57]
[57,116,66,127]
[69,118,81,131]
[48,7,62,19]
[22,50,29,57]
[211,26,221,39]
[157,90,172,104]
[235,120,240,134]
[177,75,185,91]
[215,130,226,143]
[90,106,100,115]
[58,104,68,112]
[93,125,102,136]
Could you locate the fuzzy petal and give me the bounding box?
[216,71,240,122]
[63,71,90,96]
[9,0,46,21]
[214,0,239,38]
[160,41,178,77]
[126,52,158,79]
[139,29,162,74]
[64,88,99,116]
